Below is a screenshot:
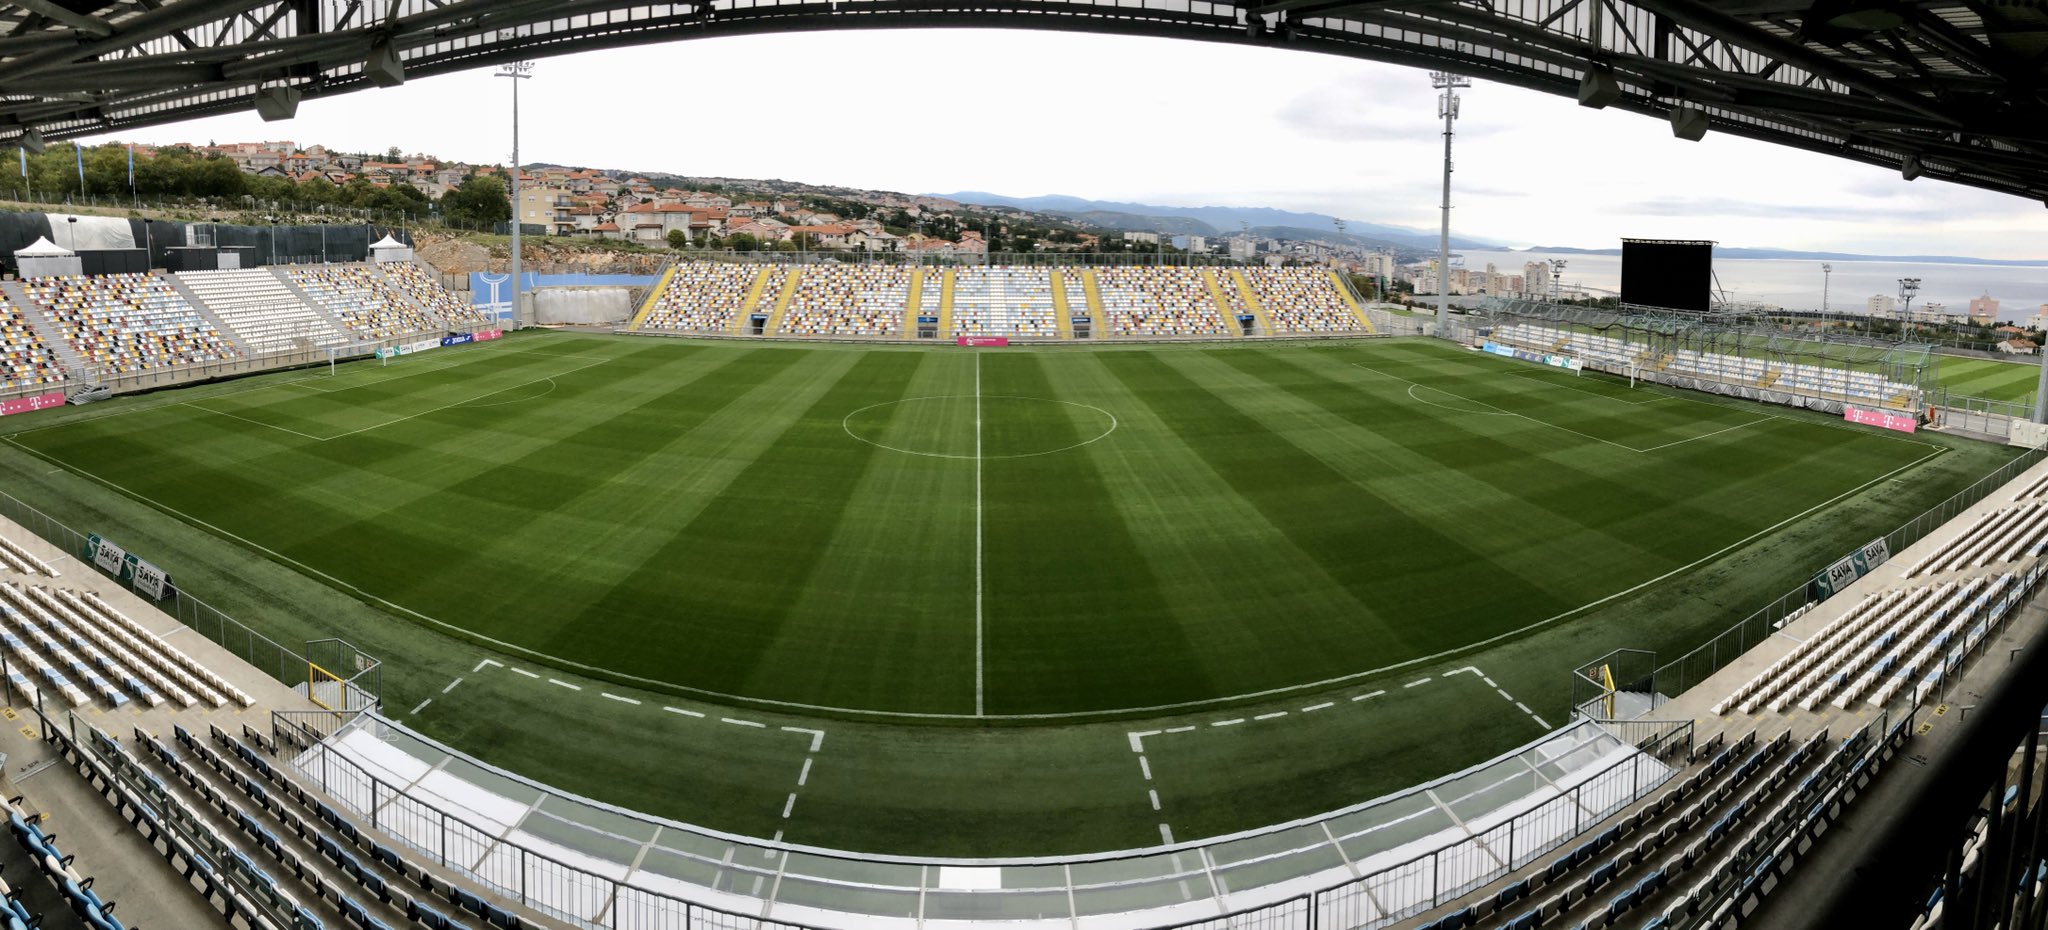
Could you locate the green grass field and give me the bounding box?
[4,334,1943,718]
[0,331,2019,854]
[1936,354,2040,403]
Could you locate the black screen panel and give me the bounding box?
[1620,240,1712,313]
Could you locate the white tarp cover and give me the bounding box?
[46,214,136,251]
[370,235,407,249]
[14,236,72,257]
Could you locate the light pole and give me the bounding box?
[498,61,534,329]
[1821,263,1833,323]
[1431,70,1470,329]
[1550,258,1567,303]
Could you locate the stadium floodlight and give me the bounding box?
[497,61,534,329]
[1577,66,1622,109]
[366,38,406,88]
[18,128,43,154]
[1900,154,1924,181]
[1822,263,1833,317]
[252,85,301,122]
[1550,258,1567,303]
[1669,106,1710,142]
[1431,71,1470,329]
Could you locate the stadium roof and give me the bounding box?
[2,1,2046,203]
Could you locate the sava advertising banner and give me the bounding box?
[81,533,174,601]
[0,391,64,417]
[1482,342,1582,373]
[1809,537,1892,600]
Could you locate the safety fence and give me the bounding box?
[1572,443,2048,719]
[0,488,380,711]
[275,714,1691,930]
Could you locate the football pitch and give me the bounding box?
[7,334,1946,717]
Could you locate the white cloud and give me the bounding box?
[78,28,2048,259]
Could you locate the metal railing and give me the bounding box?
[275,714,1689,930]
[1573,443,2048,718]
[0,488,380,709]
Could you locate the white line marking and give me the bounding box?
[1531,713,1554,728]
[722,717,767,729]
[409,698,431,715]
[1405,677,1432,688]
[511,667,540,679]
[1514,702,1536,715]
[602,693,641,705]
[179,402,328,441]
[0,428,1941,722]
[548,679,580,691]
[1352,690,1387,702]
[1497,688,1515,700]
[1128,731,1157,753]
[1636,416,1778,452]
[472,659,501,673]
[1443,667,1478,676]
[1139,756,1152,781]
[781,793,797,818]
[440,678,463,695]
[1303,702,1334,712]
[1164,725,1196,734]
[1481,677,1498,687]
[1254,711,1288,721]
[1149,789,1161,811]
[781,726,826,752]
[664,706,705,718]
[1212,718,1244,727]
[771,830,783,844]
[323,356,615,441]
[1159,824,1175,844]
[798,758,813,787]
[974,350,985,717]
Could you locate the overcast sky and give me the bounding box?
[82,30,2048,260]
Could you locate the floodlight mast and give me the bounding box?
[498,61,534,329]
[1431,71,1470,331]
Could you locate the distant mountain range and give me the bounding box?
[1523,245,2048,267]
[935,191,1504,253]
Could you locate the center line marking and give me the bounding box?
[511,667,540,679]
[798,758,813,786]
[722,717,767,729]
[409,698,432,715]
[1253,711,1287,721]
[974,349,985,717]
[1405,677,1432,688]
[602,693,640,705]
[440,677,463,694]
[547,678,580,691]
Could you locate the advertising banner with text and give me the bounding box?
[474,329,504,342]
[441,333,474,348]
[958,336,1010,347]
[0,391,65,417]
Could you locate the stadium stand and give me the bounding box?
[18,273,240,375]
[2,583,159,708]
[1490,322,1921,409]
[288,264,436,340]
[1094,266,1231,337]
[175,268,347,354]
[383,261,494,326]
[0,294,65,392]
[950,266,1059,339]
[0,535,57,578]
[640,262,762,333]
[6,789,129,930]
[1243,267,1369,334]
[779,264,910,337]
[66,587,249,707]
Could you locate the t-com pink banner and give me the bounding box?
[0,391,65,417]
[957,336,1009,347]
[1844,406,1918,433]
[474,328,504,341]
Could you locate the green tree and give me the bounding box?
[667,229,688,250]
[441,174,510,228]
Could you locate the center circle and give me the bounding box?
[843,395,1118,460]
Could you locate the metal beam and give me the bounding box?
[9,0,114,37]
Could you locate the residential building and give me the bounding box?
[1969,293,2000,325]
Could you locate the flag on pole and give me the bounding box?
[127,144,134,190]
[74,144,84,189]
[16,147,23,178]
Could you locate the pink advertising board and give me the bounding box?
[475,329,504,341]
[1844,406,1917,433]
[0,391,64,418]
[957,336,1009,347]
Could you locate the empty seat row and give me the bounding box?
[5,790,122,929]
[7,585,185,707]
[175,268,347,354]
[0,537,55,578]
[18,272,240,375]
[66,588,249,707]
